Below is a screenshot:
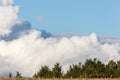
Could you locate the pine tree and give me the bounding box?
[52,63,62,78]
[8,72,12,78]
[116,60,120,77]
[105,60,118,78]
[15,71,22,78]
[33,73,38,78]
[65,63,82,78]
[35,65,52,78]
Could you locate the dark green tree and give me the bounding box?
[65,63,82,78]
[52,63,62,78]
[105,60,118,78]
[8,72,12,78]
[82,58,105,78]
[33,73,38,78]
[82,58,96,78]
[116,60,120,77]
[93,59,105,78]
[35,65,52,78]
[15,71,22,78]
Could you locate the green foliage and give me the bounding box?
[34,63,62,78]
[33,59,120,78]
[116,61,120,77]
[82,58,105,78]
[65,63,82,78]
[15,71,22,78]
[105,60,118,78]
[52,63,62,78]
[33,73,38,78]
[8,72,12,78]
[34,65,52,78]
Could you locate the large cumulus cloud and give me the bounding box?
[0,0,120,77]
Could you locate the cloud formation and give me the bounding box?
[0,0,20,36]
[0,0,120,77]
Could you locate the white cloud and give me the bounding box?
[0,0,20,36]
[0,0,13,6]
[0,31,120,77]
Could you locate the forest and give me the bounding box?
[8,58,120,78]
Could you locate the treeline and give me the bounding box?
[8,71,22,78]
[33,58,120,78]
[8,58,120,78]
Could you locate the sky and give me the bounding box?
[14,0,120,37]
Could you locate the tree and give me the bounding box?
[65,63,82,78]
[82,58,105,78]
[35,65,52,78]
[52,63,62,78]
[33,73,38,78]
[116,60,120,77]
[82,59,96,78]
[8,72,12,78]
[105,60,118,78]
[15,71,22,78]
[93,59,105,78]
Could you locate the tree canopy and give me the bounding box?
[34,58,120,78]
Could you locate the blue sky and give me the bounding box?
[14,0,120,36]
